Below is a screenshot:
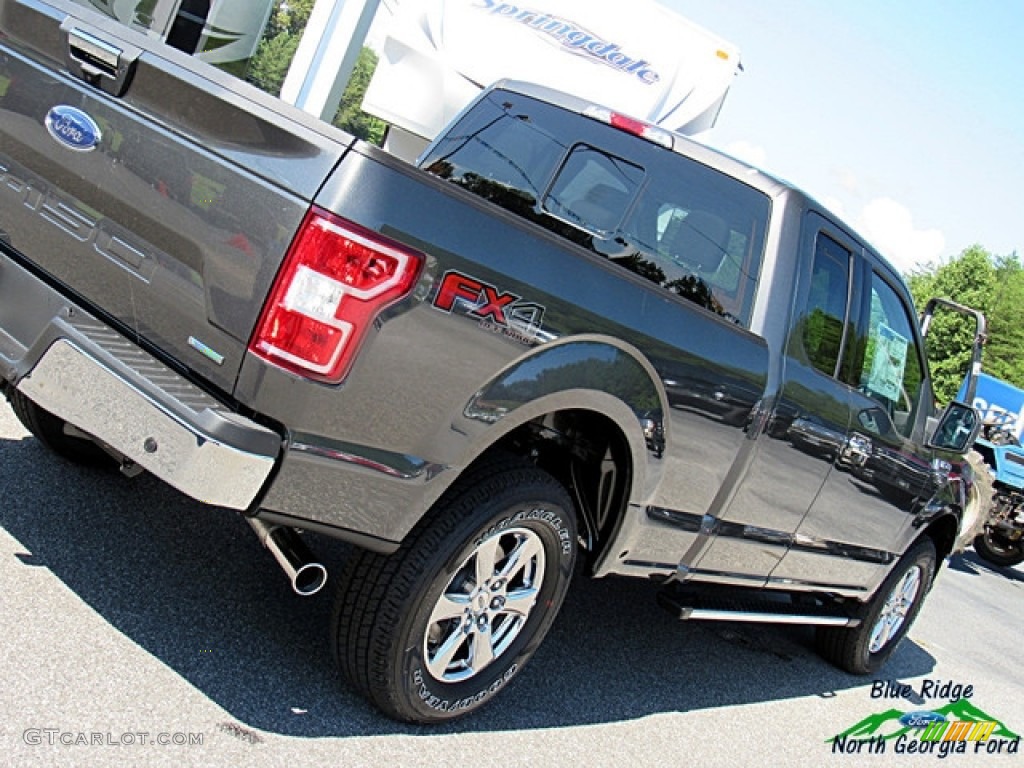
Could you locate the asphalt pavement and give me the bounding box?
[1,401,1021,767]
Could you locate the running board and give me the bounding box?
[657,591,862,627]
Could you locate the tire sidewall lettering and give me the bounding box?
[477,506,573,556]
[411,664,519,714]
[402,499,575,719]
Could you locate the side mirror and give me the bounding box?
[927,402,981,453]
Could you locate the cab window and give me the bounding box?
[543,145,643,236]
[799,234,852,377]
[859,273,926,437]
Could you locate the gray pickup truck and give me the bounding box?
[0,0,981,723]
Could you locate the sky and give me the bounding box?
[662,0,1024,275]
[365,0,1022,275]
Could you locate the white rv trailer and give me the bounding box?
[362,0,743,160]
[83,0,274,69]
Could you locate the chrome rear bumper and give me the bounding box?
[1,254,280,511]
[17,338,279,510]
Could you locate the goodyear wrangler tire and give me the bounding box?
[7,390,109,466]
[816,538,935,675]
[331,457,577,723]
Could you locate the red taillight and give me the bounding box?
[250,207,424,383]
[583,105,674,149]
[609,113,649,136]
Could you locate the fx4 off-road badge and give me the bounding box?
[432,270,547,345]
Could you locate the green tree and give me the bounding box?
[986,254,1024,387]
[908,245,1024,404]
[245,0,314,95]
[331,47,387,145]
[245,29,301,95]
[244,1,385,144]
[268,0,315,36]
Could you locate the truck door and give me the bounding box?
[688,215,861,584]
[770,244,939,591]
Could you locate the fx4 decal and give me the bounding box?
[432,270,547,345]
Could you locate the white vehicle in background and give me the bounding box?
[364,0,743,160]
[84,1,742,161]
[84,0,274,69]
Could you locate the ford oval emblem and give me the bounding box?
[44,105,102,152]
[899,710,946,729]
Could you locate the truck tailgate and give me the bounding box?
[0,0,350,392]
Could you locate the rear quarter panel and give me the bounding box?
[237,144,770,546]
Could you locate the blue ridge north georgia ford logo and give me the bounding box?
[44,105,102,152]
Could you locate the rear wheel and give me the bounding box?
[7,389,109,465]
[331,457,577,723]
[816,538,935,674]
[974,528,1024,567]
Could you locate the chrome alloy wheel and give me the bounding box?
[868,563,922,654]
[423,527,546,683]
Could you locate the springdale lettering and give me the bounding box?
[475,0,660,84]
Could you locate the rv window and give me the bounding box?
[73,1,271,74]
[76,0,175,34]
[69,1,388,141]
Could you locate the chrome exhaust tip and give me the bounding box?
[247,518,328,596]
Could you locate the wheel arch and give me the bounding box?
[445,336,668,558]
[920,512,961,572]
[907,473,973,575]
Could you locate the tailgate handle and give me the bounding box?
[61,21,141,97]
[70,29,120,77]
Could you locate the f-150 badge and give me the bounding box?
[432,270,548,345]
